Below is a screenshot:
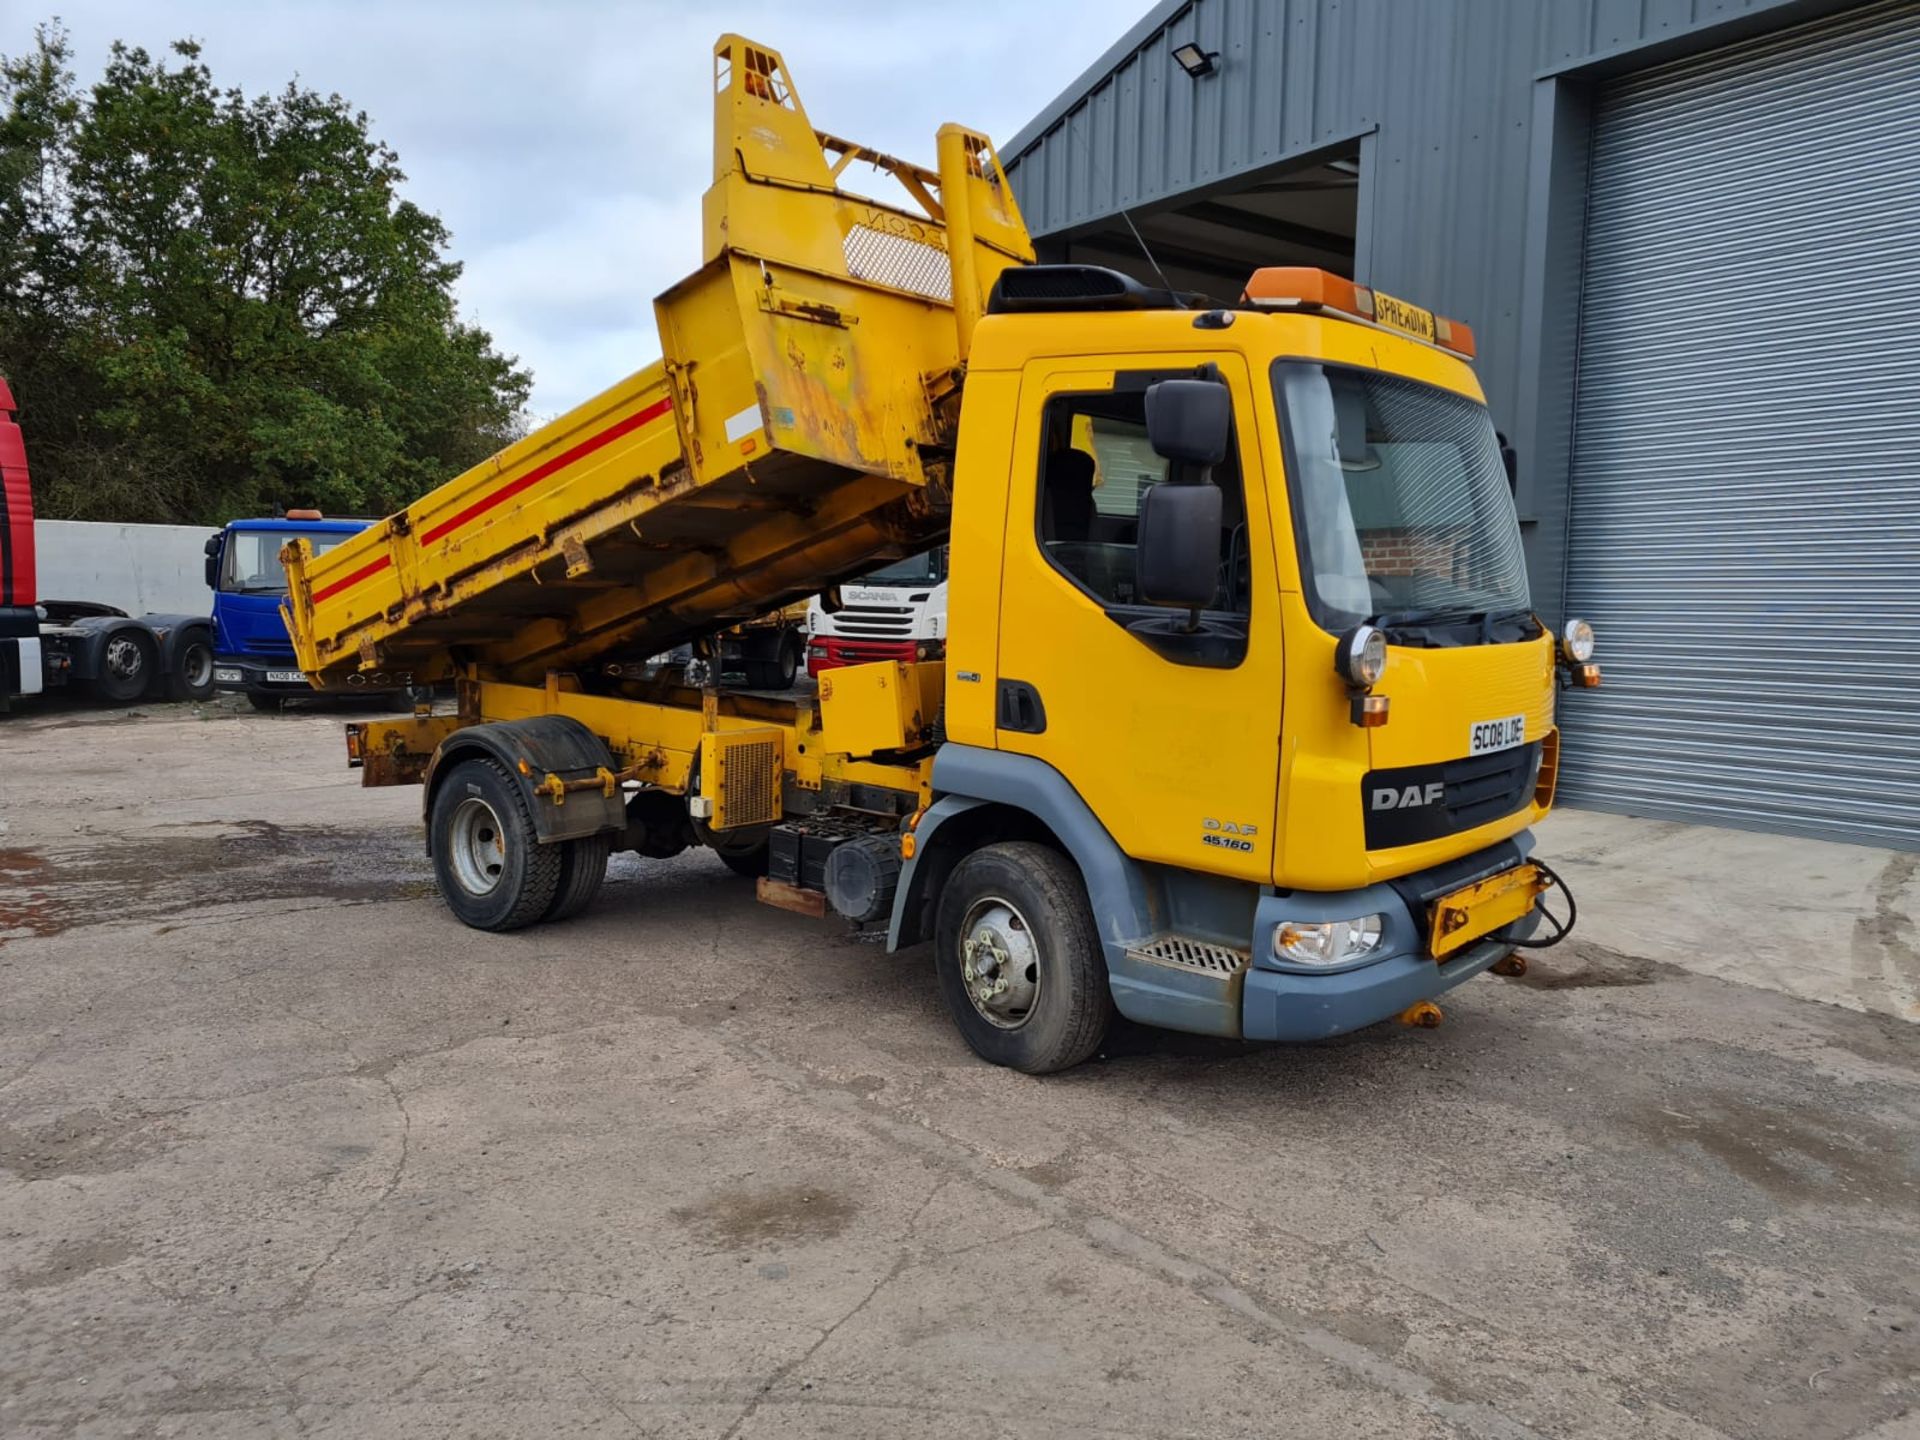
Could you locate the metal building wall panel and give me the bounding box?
[1558,0,1920,848]
[1003,0,1867,759]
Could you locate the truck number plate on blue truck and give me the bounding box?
[266,670,305,684]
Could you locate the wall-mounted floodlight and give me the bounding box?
[1172,42,1219,78]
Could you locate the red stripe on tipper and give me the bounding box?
[311,554,391,605]
[419,395,673,546]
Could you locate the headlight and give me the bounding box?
[1561,618,1595,663]
[1334,624,1388,688]
[1273,914,1385,967]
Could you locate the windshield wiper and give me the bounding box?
[1368,606,1539,640]
[1366,606,1475,630]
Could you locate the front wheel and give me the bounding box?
[246,691,283,713]
[933,841,1112,1073]
[429,757,562,931]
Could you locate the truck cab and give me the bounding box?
[206,514,370,709]
[807,547,947,677]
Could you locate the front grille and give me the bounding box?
[829,604,915,637]
[1362,741,1542,850]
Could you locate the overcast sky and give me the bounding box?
[7,1,1129,417]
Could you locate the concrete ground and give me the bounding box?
[1,696,1916,1440]
[1542,810,1920,1025]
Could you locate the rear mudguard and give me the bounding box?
[421,715,626,850]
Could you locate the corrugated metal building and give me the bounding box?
[1002,0,1920,850]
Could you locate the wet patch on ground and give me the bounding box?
[0,1106,182,1180]
[671,1184,859,1250]
[1516,943,1660,990]
[7,1236,137,1291]
[0,821,434,943]
[1627,1092,1917,1208]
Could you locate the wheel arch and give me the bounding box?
[887,744,1154,956]
[59,613,158,684]
[422,716,626,854]
[145,615,214,699]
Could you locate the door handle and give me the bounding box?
[996,679,1047,734]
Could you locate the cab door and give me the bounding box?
[993,355,1283,882]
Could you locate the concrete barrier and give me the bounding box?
[34,520,211,617]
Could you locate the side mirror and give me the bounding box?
[1145,379,1231,466]
[1497,432,1518,495]
[204,532,223,589]
[1135,481,1222,610]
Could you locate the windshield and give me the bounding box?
[221,530,352,593]
[1274,363,1529,631]
[858,548,944,587]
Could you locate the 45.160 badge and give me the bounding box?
[1201,817,1258,852]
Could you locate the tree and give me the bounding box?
[0,24,530,523]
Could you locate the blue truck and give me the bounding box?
[204,513,382,711]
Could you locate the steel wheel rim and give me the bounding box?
[182,643,213,688]
[449,796,508,896]
[105,636,143,680]
[958,894,1040,1030]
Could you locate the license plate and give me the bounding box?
[1469,714,1525,755]
[266,670,306,684]
[1372,289,1436,341]
[1430,863,1546,959]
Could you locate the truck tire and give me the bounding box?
[89,631,155,704]
[775,631,802,689]
[247,691,283,713]
[715,840,771,878]
[429,756,563,931]
[545,833,611,921]
[933,841,1112,1074]
[167,627,216,702]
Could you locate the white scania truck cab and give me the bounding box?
[805,546,947,677]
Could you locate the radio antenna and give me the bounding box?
[1063,119,1184,306]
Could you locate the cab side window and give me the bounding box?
[1036,386,1250,617]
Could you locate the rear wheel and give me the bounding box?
[89,631,154,704]
[429,757,562,931]
[388,684,432,713]
[775,632,802,689]
[545,833,612,921]
[167,628,216,702]
[715,841,770,878]
[934,842,1112,1074]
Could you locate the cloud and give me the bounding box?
[21,0,1131,414]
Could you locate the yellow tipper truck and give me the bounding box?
[286,35,1600,1072]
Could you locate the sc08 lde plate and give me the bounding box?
[1429,862,1546,959]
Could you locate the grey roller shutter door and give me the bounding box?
[1558,0,1920,850]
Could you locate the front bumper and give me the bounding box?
[806,635,939,676]
[1242,920,1534,1042]
[1105,833,1551,1042]
[214,658,313,693]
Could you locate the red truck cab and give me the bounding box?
[0,378,42,702]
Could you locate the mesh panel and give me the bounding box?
[1126,936,1249,976]
[844,226,952,302]
[716,737,779,828]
